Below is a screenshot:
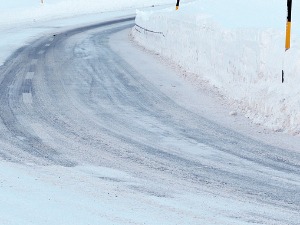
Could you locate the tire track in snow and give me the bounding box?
[0,16,299,224]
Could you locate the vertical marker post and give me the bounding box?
[285,0,292,51]
[41,0,44,4]
[176,0,180,10]
[283,0,292,83]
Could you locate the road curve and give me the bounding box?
[0,16,299,224]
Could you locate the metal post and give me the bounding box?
[285,0,292,51]
[282,0,292,83]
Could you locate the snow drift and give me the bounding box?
[132,0,300,135]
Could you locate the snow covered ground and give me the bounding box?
[0,0,174,26]
[0,1,181,224]
[132,0,300,135]
[1,1,300,225]
[0,0,174,66]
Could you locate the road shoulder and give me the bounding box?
[109,28,300,153]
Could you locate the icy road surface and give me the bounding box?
[0,16,300,224]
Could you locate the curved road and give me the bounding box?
[0,17,299,224]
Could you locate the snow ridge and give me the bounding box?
[132,0,300,135]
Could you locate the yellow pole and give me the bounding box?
[285,0,292,51]
[282,0,292,83]
[285,22,291,50]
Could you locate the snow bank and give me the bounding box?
[132,0,300,135]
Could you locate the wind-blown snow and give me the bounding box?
[132,0,300,135]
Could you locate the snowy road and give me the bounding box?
[0,16,300,224]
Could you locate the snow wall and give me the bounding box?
[132,0,300,135]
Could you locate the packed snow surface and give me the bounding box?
[1,1,300,225]
[0,0,173,65]
[132,0,300,135]
[0,0,173,26]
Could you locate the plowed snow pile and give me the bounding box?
[132,0,300,135]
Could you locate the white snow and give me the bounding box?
[132,0,300,135]
[1,156,299,225]
[0,0,174,66]
[1,1,300,224]
[0,0,173,26]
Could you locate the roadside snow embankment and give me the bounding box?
[132,0,300,135]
